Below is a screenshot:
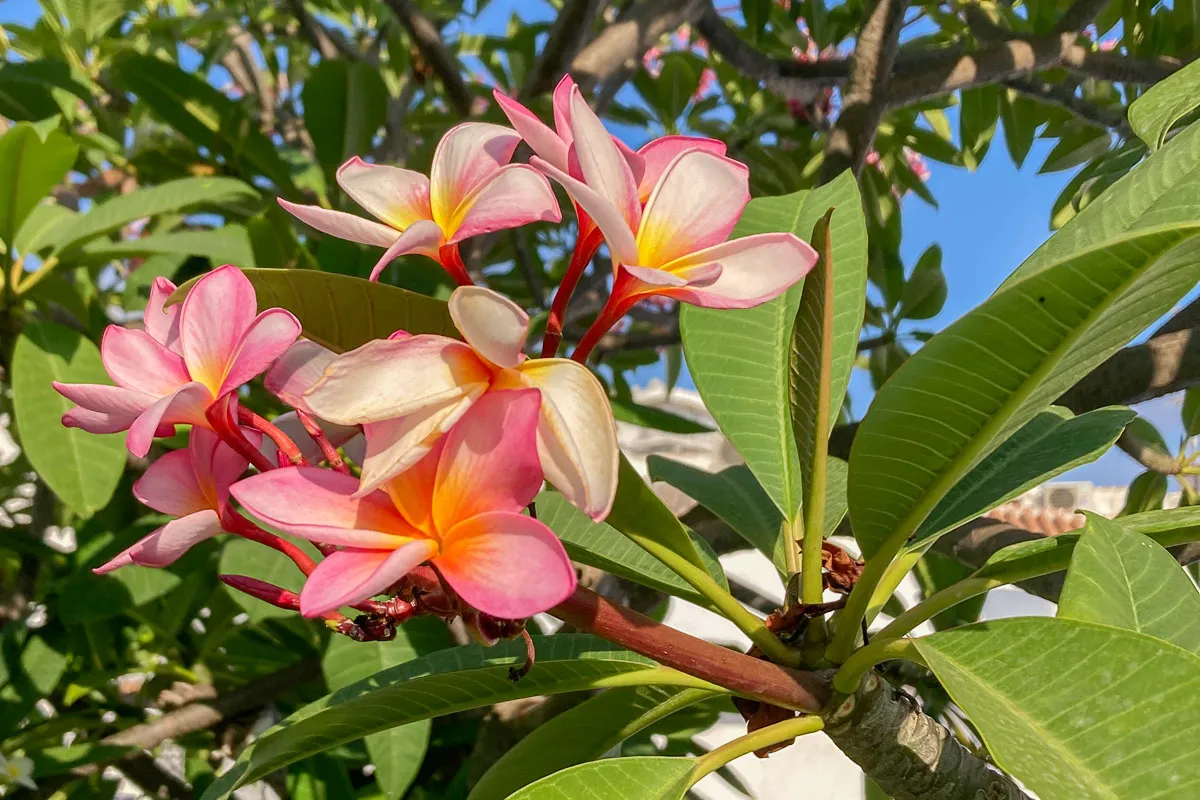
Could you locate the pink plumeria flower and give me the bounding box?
[301,286,619,520]
[277,123,561,284]
[532,87,818,311]
[263,340,365,464]
[231,390,576,620]
[53,266,301,457]
[94,428,251,573]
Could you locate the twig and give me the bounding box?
[381,0,474,115]
[1056,0,1114,32]
[522,0,604,98]
[286,0,343,59]
[569,0,706,94]
[1004,77,1131,136]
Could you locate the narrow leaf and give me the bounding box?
[0,123,77,251]
[1129,58,1200,150]
[506,757,692,799]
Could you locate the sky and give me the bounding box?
[2,0,1188,485]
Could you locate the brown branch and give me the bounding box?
[382,0,474,116]
[1117,428,1183,474]
[1004,77,1131,136]
[1056,0,1116,32]
[286,0,342,60]
[522,0,605,98]
[1153,296,1200,337]
[1057,328,1200,413]
[569,0,706,95]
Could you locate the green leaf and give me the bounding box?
[895,244,947,321]
[914,551,985,630]
[507,757,692,800]
[1059,514,1200,653]
[44,176,257,257]
[323,618,449,799]
[1038,126,1112,174]
[655,53,703,122]
[684,180,862,519]
[469,687,715,800]
[302,60,388,174]
[1129,58,1200,150]
[609,398,712,433]
[0,123,77,252]
[1119,469,1168,516]
[12,322,125,516]
[1000,90,1039,167]
[109,53,299,196]
[606,454,712,575]
[77,226,256,268]
[1184,387,1200,437]
[848,121,1200,560]
[915,406,1133,542]
[288,755,355,800]
[218,537,314,622]
[20,635,68,695]
[201,636,712,798]
[958,86,1000,169]
[170,269,457,353]
[915,618,1200,800]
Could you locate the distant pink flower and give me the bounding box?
[643,46,664,77]
[54,266,301,457]
[694,68,717,101]
[904,147,931,182]
[94,428,251,573]
[865,150,882,167]
[278,123,561,284]
[231,390,576,620]
[1098,38,1119,51]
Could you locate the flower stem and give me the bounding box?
[237,407,308,467]
[437,243,475,287]
[690,715,825,782]
[832,637,924,694]
[551,587,829,712]
[221,509,318,575]
[542,212,602,358]
[570,269,643,363]
[296,409,349,474]
[206,398,276,474]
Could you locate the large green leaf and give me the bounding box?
[302,60,388,174]
[915,618,1200,800]
[77,226,256,268]
[535,491,722,606]
[1059,514,1200,653]
[915,406,1134,542]
[170,269,457,353]
[507,757,693,800]
[849,208,1200,559]
[789,172,868,492]
[12,322,125,516]
[469,686,716,800]
[109,53,299,196]
[323,618,450,799]
[605,454,711,578]
[0,123,77,252]
[1128,59,1200,150]
[201,636,714,798]
[41,176,257,257]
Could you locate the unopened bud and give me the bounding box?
[219,574,301,611]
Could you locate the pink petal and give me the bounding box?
[62,406,142,434]
[567,89,640,235]
[189,427,253,510]
[637,150,749,268]
[264,340,336,411]
[230,466,417,547]
[432,388,543,532]
[298,541,438,618]
[493,89,570,171]
[144,277,182,353]
[621,264,689,288]
[429,123,521,233]
[436,511,575,618]
[531,156,638,266]
[551,74,576,146]
[303,335,491,425]
[444,165,561,244]
[101,326,190,396]
[515,358,619,520]
[55,382,155,432]
[277,198,400,248]
[94,510,223,574]
[357,395,475,498]
[378,436,443,534]
[367,219,445,281]
[336,156,433,230]
[133,448,209,517]
[448,286,528,369]
[219,308,302,396]
[661,233,817,309]
[635,136,727,203]
[126,382,213,458]
[179,266,258,394]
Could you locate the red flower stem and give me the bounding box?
[570,270,644,364]
[295,410,350,474]
[542,212,603,358]
[221,509,318,576]
[206,399,276,474]
[551,587,830,712]
[219,574,302,611]
[237,407,308,467]
[437,243,475,287]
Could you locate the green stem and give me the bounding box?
[783,516,801,576]
[827,551,892,663]
[13,255,59,296]
[690,715,825,782]
[832,637,924,694]
[875,577,1004,644]
[864,542,933,624]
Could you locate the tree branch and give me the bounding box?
[569,0,706,95]
[821,0,910,180]
[1004,77,1131,136]
[381,0,474,116]
[285,0,342,60]
[1057,328,1200,413]
[1117,428,1183,474]
[1056,0,1115,32]
[522,0,605,98]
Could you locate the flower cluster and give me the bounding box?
[54,79,816,644]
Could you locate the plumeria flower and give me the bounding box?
[277,123,561,285]
[53,266,301,457]
[301,286,619,520]
[532,88,818,316]
[230,390,576,620]
[0,753,35,791]
[263,340,365,464]
[94,428,252,574]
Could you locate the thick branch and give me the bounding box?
[522,0,604,98]
[1153,296,1200,337]
[1117,428,1183,474]
[821,0,910,180]
[382,0,474,116]
[1004,77,1131,136]
[569,0,705,94]
[1057,328,1200,412]
[1056,0,1115,32]
[826,674,1033,800]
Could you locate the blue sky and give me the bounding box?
[3,0,1186,485]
